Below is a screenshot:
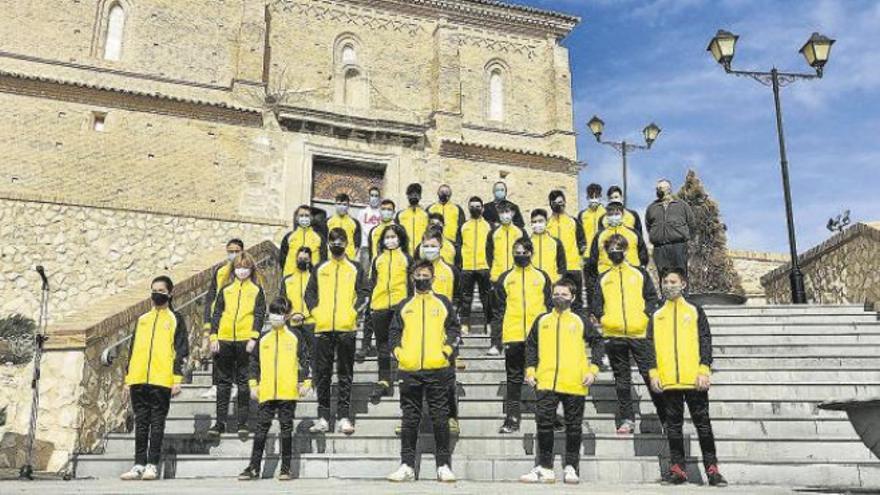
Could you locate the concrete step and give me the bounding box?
[72,453,880,485]
[446,333,880,346]
[454,321,880,334]
[86,431,870,460]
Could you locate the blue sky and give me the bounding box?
[516,0,880,253]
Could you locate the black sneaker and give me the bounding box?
[278,465,292,481]
[498,419,520,434]
[207,423,226,437]
[661,464,688,485]
[370,381,391,404]
[238,466,259,481]
[355,347,368,363]
[706,465,728,487]
[366,345,378,358]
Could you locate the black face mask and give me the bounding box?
[151,292,171,306]
[408,195,420,206]
[514,254,531,268]
[609,251,625,265]
[329,245,346,257]
[414,278,433,292]
[469,207,482,219]
[656,189,666,200]
[296,260,310,271]
[552,296,572,311]
[438,193,451,204]
[551,203,565,214]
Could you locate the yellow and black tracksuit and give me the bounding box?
[648,297,717,470]
[415,240,460,268]
[327,213,363,261]
[390,291,461,468]
[579,205,606,310]
[529,231,566,283]
[493,264,551,425]
[202,262,232,389]
[304,257,368,423]
[125,307,189,467]
[211,278,266,429]
[588,225,649,278]
[282,268,315,357]
[459,217,493,330]
[428,202,465,245]
[280,226,327,276]
[369,247,412,384]
[368,221,396,260]
[547,213,586,311]
[396,206,429,255]
[487,223,525,348]
[600,208,644,236]
[431,258,462,420]
[246,323,311,472]
[524,309,600,471]
[591,262,665,427]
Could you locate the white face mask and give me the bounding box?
[662,283,684,300]
[297,216,311,228]
[607,214,623,227]
[500,212,513,225]
[227,252,239,263]
[421,246,441,261]
[268,313,286,327]
[235,268,252,280]
[588,197,601,206]
[532,221,546,234]
[380,209,394,222]
[369,196,381,208]
[336,204,349,216]
[384,237,399,250]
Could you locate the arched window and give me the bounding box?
[334,34,368,109]
[103,3,126,61]
[341,44,357,65]
[488,68,505,122]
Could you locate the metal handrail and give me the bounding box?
[99,255,273,367]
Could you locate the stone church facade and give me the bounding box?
[0,0,581,321]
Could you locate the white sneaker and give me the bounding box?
[119,464,144,480]
[309,418,329,433]
[387,463,415,482]
[200,386,217,399]
[563,465,580,484]
[141,464,159,481]
[520,465,555,484]
[460,324,470,336]
[437,464,456,482]
[337,418,355,435]
[487,346,501,356]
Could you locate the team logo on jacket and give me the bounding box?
[684,314,693,324]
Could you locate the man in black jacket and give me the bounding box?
[483,181,525,229]
[645,179,695,279]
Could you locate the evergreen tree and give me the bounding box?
[677,170,745,295]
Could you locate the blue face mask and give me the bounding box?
[494,189,506,201]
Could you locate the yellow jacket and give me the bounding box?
[390,292,461,372]
[579,205,606,260]
[487,224,525,281]
[125,307,189,387]
[530,232,566,283]
[304,257,368,332]
[370,248,412,311]
[430,258,461,307]
[203,262,232,330]
[415,240,459,267]
[427,202,465,244]
[592,262,658,338]
[648,297,713,390]
[248,324,311,402]
[210,278,266,342]
[396,206,429,255]
[547,213,585,272]
[525,309,600,396]
[460,218,491,271]
[280,227,326,276]
[282,269,314,325]
[600,208,643,235]
[494,265,552,344]
[368,221,395,260]
[588,225,649,277]
[327,214,362,260]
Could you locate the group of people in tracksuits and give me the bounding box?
[119,178,726,487]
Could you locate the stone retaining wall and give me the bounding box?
[762,222,880,305]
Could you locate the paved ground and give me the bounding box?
[0,478,821,495]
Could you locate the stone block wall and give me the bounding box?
[762,222,880,305]
[728,250,788,304]
[0,194,286,325]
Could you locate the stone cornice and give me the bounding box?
[277,104,428,147]
[307,0,580,38]
[439,138,581,174]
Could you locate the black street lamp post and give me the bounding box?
[707,30,835,304]
[587,116,661,201]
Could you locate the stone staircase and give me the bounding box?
[73,303,880,487]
